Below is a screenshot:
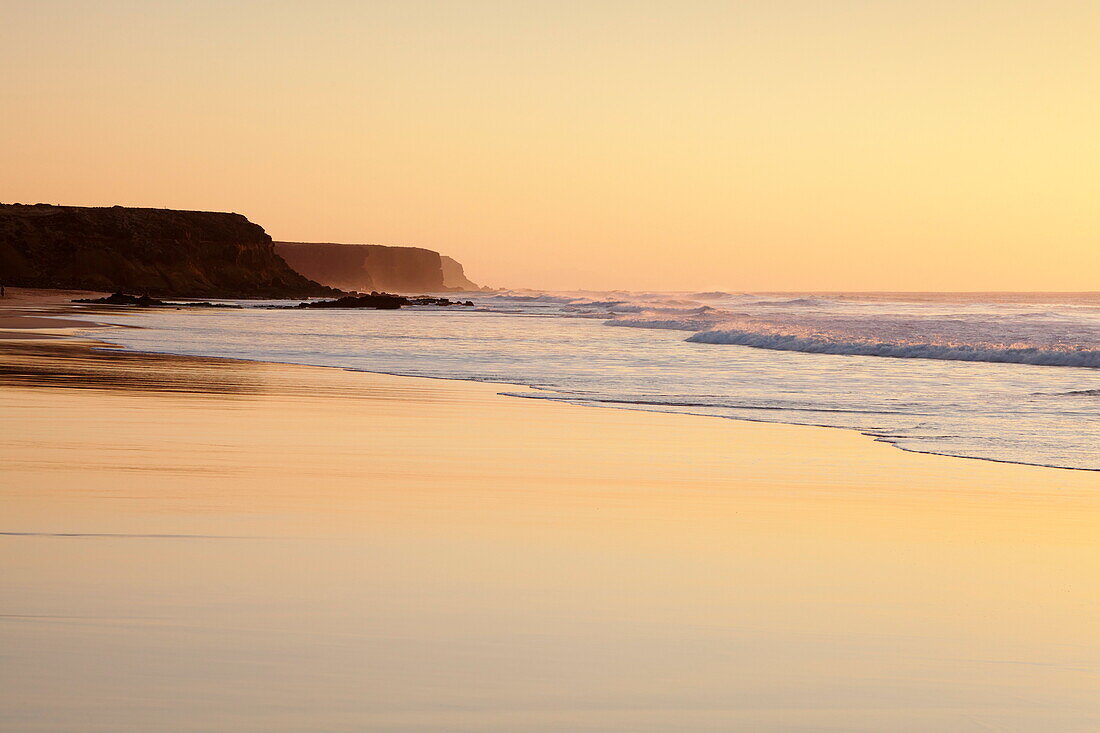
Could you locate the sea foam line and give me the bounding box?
[685,329,1100,367]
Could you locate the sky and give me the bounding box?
[2,0,1098,291]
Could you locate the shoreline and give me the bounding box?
[4,286,1097,475]
[6,288,1100,731]
[5,290,1100,506]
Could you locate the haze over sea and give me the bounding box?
[83,290,1100,471]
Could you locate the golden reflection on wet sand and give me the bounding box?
[3,326,1100,732]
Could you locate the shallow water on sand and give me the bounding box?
[3,346,1100,732]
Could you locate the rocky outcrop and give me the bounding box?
[293,293,405,310]
[440,255,480,290]
[274,241,478,293]
[73,292,241,308]
[287,293,474,310]
[0,203,336,298]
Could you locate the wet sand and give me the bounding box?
[3,290,1100,732]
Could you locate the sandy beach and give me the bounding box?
[3,290,1100,732]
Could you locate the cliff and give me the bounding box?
[0,204,336,298]
[440,255,480,290]
[274,242,477,293]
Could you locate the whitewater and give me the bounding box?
[79,290,1100,471]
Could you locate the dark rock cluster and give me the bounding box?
[73,292,241,308]
[289,292,475,310]
[74,292,167,307]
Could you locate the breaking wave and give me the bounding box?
[608,317,713,331]
[749,297,829,307]
[595,294,1100,369]
[488,293,579,304]
[687,329,1100,367]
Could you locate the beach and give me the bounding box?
[3,290,1100,732]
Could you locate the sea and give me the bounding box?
[80,290,1100,471]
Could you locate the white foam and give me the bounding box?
[607,318,712,331]
[489,293,579,304]
[687,328,1100,367]
[749,297,830,307]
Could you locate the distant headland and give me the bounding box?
[275,241,481,294]
[0,203,481,299]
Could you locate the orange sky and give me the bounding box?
[3,1,1098,291]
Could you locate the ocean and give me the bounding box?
[80,290,1100,471]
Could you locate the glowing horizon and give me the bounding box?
[3,1,1098,291]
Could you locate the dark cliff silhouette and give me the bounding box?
[440,255,479,290]
[274,242,479,293]
[0,203,337,298]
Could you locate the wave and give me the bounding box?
[488,293,580,304]
[686,329,1100,367]
[601,304,726,332]
[750,297,829,307]
[606,316,717,331]
[570,299,629,307]
[562,300,644,312]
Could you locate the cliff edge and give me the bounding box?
[440,255,480,291]
[0,203,336,298]
[275,242,478,293]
